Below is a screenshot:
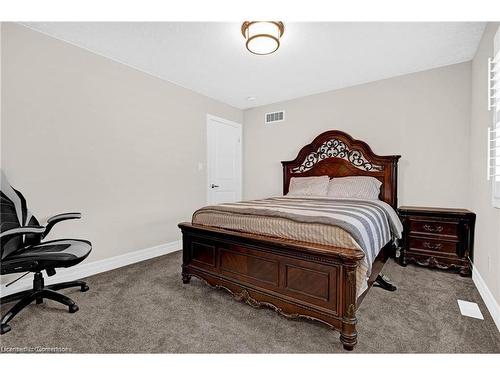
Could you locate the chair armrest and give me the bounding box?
[43,212,82,238]
[0,226,46,243]
[47,212,82,223]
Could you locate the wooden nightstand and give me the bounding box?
[397,206,476,277]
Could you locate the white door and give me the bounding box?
[207,115,242,204]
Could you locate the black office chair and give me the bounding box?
[0,170,92,334]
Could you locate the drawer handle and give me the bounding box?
[423,242,443,250]
[422,224,444,233]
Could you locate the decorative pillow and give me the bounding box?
[287,176,330,196]
[327,176,382,200]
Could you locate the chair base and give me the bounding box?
[0,273,89,335]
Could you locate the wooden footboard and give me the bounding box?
[179,222,367,350]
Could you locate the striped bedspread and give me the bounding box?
[192,196,403,274]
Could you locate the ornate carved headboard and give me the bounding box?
[282,130,401,208]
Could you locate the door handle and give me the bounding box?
[211,184,220,188]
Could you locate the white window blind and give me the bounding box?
[488,27,500,208]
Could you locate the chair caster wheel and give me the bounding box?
[80,285,89,292]
[1,324,11,335]
[69,304,79,313]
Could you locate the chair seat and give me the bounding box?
[4,239,92,271]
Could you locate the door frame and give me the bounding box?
[206,114,243,204]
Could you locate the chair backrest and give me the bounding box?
[0,170,39,260]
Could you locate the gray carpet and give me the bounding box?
[1,250,499,353]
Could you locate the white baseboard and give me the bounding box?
[1,240,182,298]
[472,265,500,332]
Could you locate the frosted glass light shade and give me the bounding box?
[241,21,284,55]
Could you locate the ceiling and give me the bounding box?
[22,22,486,109]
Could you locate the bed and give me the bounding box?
[178,130,401,350]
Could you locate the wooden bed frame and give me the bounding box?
[178,130,401,350]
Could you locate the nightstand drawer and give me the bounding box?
[409,219,458,238]
[398,206,475,277]
[408,236,458,256]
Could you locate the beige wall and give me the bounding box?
[469,22,500,305]
[244,62,472,208]
[0,23,242,273]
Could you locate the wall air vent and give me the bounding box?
[265,111,285,124]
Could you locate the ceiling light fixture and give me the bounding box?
[241,21,284,55]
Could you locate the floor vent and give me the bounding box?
[265,111,285,124]
[457,300,484,320]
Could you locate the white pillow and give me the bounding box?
[287,176,330,196]
[327,176,382,200]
